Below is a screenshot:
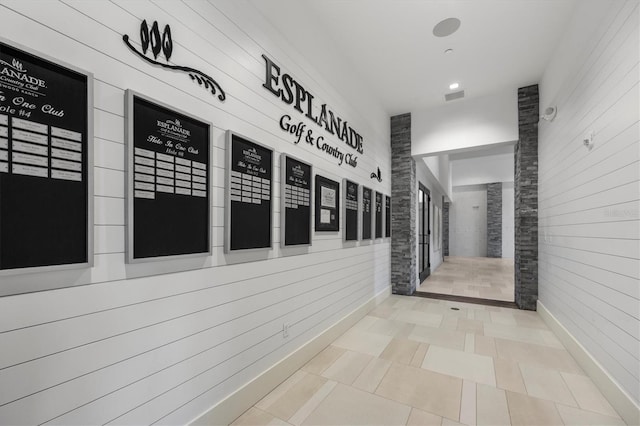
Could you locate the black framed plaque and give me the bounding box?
[343,179,358,241]
[225,131,273,251]
[362,186,372,240]
[126,90,211,262]
[385,195,391,238]
[315,175,339,232]
[375,191,383,239]
[281,154,312,247]
[0,38,93,274]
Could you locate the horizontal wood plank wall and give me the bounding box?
[0,0,391,424]
[538,0,639,406]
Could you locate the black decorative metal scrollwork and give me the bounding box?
[371,167,382,182]
[123,20,226,101]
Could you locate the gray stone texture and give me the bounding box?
[487,182,502,258]
[515,85,539,310]
[391,113,416,295]
[443,201,449,256]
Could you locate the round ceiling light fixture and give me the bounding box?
[433,18,461,37]
[449,82,460,90]
[444,48,454,54]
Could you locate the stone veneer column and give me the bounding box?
[390,113,416,295]
[487,182,502,258]
[515,85,539,310]
[443,201,449,257]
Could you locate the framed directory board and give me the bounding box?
[0,38,93,274]
[281,154,312,247]
[315,175,339,232]
[375,191,383,239]
[362,186,372,240]
[126,90,211,262]
[385,195,391,238]
[343,179,358,241]
[225,131,273,251]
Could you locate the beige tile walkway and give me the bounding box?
[231,295,626,426]
[418,257,515,302]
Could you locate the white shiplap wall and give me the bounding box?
[0,0,391,424]
[538,0,639,405]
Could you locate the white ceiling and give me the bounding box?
[250,0,578,115]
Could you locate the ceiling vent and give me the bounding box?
[445,90,465,102]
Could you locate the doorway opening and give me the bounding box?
[418,183,431,282]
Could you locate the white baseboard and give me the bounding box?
[191,286,392,426]
[537,300,640,426]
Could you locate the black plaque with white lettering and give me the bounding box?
[0,39,92,273]
[362,186,372,240]
[126,90,211,261]
[226,131,273,251]
[281,154,311,246]
[385,195,391,238]
[375,191,383,239]
[343,179,358,241]
[315,175,339,232]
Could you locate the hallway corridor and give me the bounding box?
[231,296,625,425]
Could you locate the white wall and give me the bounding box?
[502,182,514,259]
[538,0,639,408]
[451,153,514,186]
[0,1,391,424]
[416,160,446,280]
[411,87,518,157]
[449,185,487,257]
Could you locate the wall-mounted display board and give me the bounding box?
[315,175,339,232]
[385,195,391,238]
[225,131,273,251]
[126,90,211,262]
[281,154,312,246]
[343,179,359,241]
[362,186,372,240]
[375,191,383,239]
[0,38,93,274]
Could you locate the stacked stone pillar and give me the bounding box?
[487,182,502,258]
[515,85,539,310]
[443,201,449,257]
[390,113,416,295]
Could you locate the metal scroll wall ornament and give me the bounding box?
[371,167,382,182]
[123,20,226,101]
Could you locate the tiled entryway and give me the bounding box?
[231,295,625,425]
[418,257,515,302]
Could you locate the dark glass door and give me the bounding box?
[419,183,431,282]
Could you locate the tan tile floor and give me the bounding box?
[231,296,626,426]
[418,257,515,302]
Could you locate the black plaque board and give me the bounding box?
[362,186,372,240]
[385,195,391,238]
[315,175,339,232]
[127,91,211,261]
[281,154,311,246]
[375,191,383,239]
[0,39,92,272]
[226,131,273,251]
[343,179,358,241]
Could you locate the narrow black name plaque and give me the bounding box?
[281,154,311,246]
[343,179,358,241]
[385,195,391,238]
[225,131,273,251]
[362,186,372,240]
[375,191,383,239]
[0,39,92,273]
[126,90,211,261]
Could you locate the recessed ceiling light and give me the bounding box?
[449,82,460,90]
[444,48,454,54]
[433,18,461,37]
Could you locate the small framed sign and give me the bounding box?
[225,131,273,252]
[385,195,391,238]
[0,38,93,275]
[281,154,312,247]
[362,186,372,240]
[343,179,359,241]
[315,175,339,232]
[125,90,212,262]
[375,191,383,239]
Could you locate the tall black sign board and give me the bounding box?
[343,179,358,241]
[0,39,92,273]
[281,154,311,246]
[126,91,211,261]
[385,195,391,238]
[362,186,372,240]
[375,191,383,239]
[226,131,273,251]
[315,175,339,232]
